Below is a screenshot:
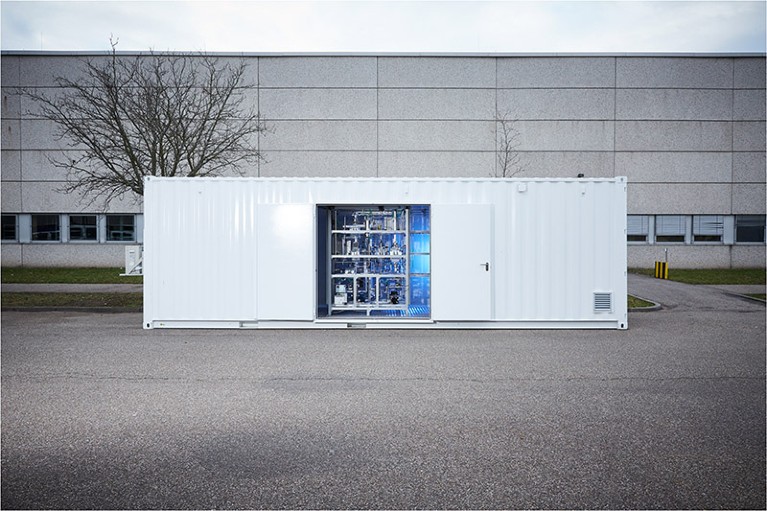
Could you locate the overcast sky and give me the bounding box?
[1,0,765,53]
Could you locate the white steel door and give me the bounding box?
[431,204,493,321]
[257,204,315,320]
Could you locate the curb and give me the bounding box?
[1,306,142,313]
[722,292,767,305]
[628,295,662,312]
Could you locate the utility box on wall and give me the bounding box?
[143,177,628,329]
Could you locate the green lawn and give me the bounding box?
[1,267,142,284]
[628,295,655,308]
[630,268,765,286]
[1,292,142,309]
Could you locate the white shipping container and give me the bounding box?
[143,177,628,329]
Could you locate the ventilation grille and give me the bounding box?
[594,292,613,312]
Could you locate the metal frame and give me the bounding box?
[327,205,413,317]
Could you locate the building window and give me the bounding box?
[655,215,686,243]
[693,215,724,243]
[69,215,98,242]
[627,215,649,243]
[31,214,61,241]
[2,215,17,241]
[106,215,135,241]
[735,215,766,243]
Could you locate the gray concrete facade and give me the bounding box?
[1,53,765,267]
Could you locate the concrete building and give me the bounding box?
[1,52,765,268]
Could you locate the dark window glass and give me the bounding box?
[627,234,648,242]
[107,215,135,241]
[736,215,766,243]
[31,215,60,241]
[1,215,16,241]
[69,215,98,241]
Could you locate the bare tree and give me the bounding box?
[494,109,525,178]
[19,40,267,206]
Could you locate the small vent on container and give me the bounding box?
[594,292,612,312]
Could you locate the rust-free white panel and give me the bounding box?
[257,204,315,320]
[143,178,258,326]
[432,204,493,321]
[144,177,627,329]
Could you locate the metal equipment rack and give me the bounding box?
[329,206,409,316]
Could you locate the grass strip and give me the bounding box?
[630,268,765,285]
[628,295,655,308]
[2,292,142,309]
[1,267,142,285]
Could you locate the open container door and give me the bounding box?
[257,204,315,321]
[431,204,493,321]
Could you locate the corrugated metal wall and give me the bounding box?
[144,177,626,328]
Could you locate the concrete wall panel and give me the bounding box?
[260,121,376,151]
[1,244,22,266]
[517,151,614,178]
[379,121,494,151]
[2,119,20,150]
[733,122,766,151]
[734,90,766,121]
[617,57,732,89]
[260,151,377,177]
[617,89,732,120]
[497,57,615,88]
[2,150,21,181]
[733,152,766,183]
[497,89,614,120]
[260,88,377,120]
[22,182,142,213]
[1,181,21,211]
[2,88,21,119]
[515,121,614,151]
[259,57,376,87]
[732,184,766,214]
[616,121,731,151]
[629,183,731,214]
[731,246,767,268]
[628,245,732,269]
[378,151,493,177]
[20,119,83,150]
[1,56,20,87]
[378,57,494,88]
[18,56,107,87]
[379,89,495,120]
[734,58,767,88]
[19,87,80,119]
[18,243,126,267]
[616,152,731,183]
[20,150,72,181]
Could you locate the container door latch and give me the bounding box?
[482,262,489,271]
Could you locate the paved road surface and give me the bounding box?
[2,277,764,509]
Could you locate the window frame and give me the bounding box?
[735,215,766,244]
[68,214,99,243]
[30,214,62,243]
[654,215,688,244]
[627,215,650,244]
[105,214,136,243]
[692,215,725,244]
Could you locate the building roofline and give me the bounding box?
[1,50,765,58]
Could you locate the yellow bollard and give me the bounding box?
[654,261,669,279]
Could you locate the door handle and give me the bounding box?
[482,262,489,271]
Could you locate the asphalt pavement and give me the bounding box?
[1,276,765,509]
